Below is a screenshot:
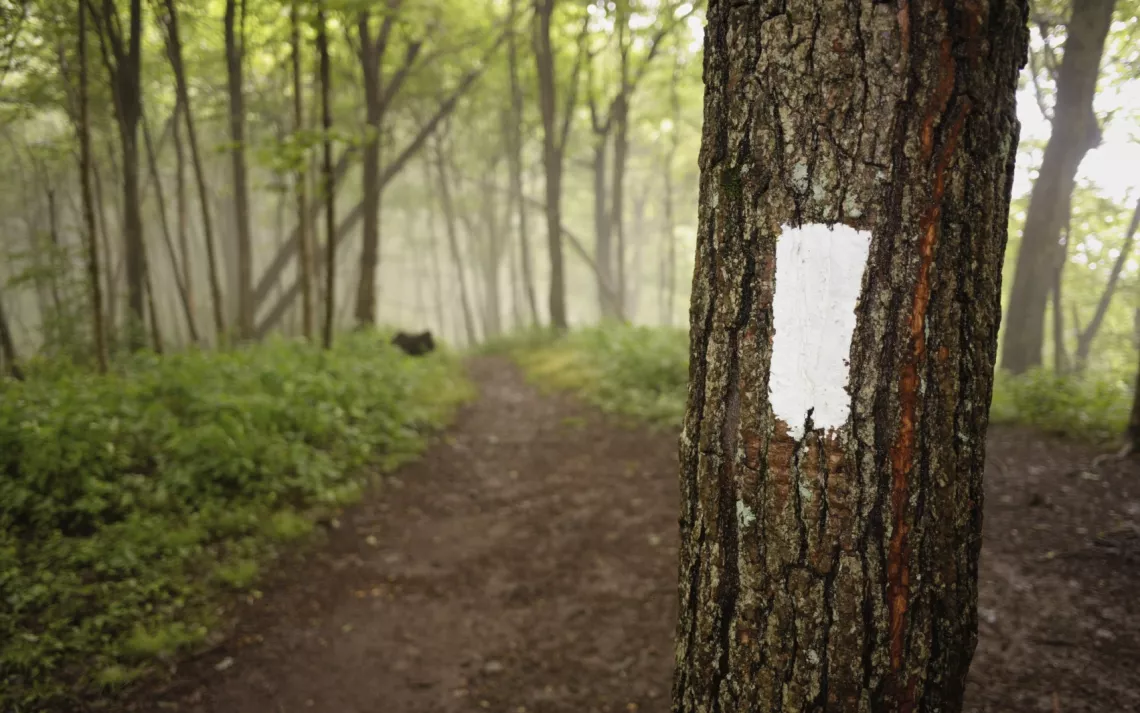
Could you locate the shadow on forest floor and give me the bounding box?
[127,357,1140,713]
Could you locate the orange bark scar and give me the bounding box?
[886,21,973,708]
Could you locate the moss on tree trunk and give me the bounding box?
[672,2,1028,712]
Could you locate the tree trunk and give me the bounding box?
[225,0,254,340]
[44,187,65,326]
[160,0,226,343]
[254,26,497,319]
[355,10,383,327]
[120,127,146,348]
[672,4,1027,713]
[90,0,146,350]
[173,99,196,342]
[144,250,163,354]
[78,0,108,372]
[592,139,615,319]
[611,2,630,318]
[626,182,648,321]
[422,159,448,338]
[317,1,336,349]
[142,110,199,343]
[1051,252,1067,374]
[434,140,478,346]
[1072,197,1140,372]
[0,292,21,380]
[480,165,503,338]
[999,0,1115,375]
[91,160,117,340]
[533,0,567,330]
[506,0,539,326]
[1129,348,1140,454]
[290,0,314,340]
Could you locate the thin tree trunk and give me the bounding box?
[507,0,539,325]
[422,159,448,338]
[142,111,199,343]
[225,0,254,340]
[480,161,503,338]
[90,0,146,349]
[1073,197,1140,371]
[1051,253,1067,374]
[1000,0,1115,374]
[254,29,503,324]
[533,0,567,330]
[78,0,108,371]
[673,4,1027,713]
[291,0,314,340]
[1129,348,1140,453]
[434,140,477,345]
[91,159,117,340]
[503,149,523,330]
[610,1,630,318]
[592,140,614,319]
[159,0,226,343]
[355,10,382,326]
[173,98,195,342]
[626,183,648,321]
[44,187,64,323]
[144,251,163,354]
[662,142,677,327]
[317,0,336,349]
[0,292,21,379]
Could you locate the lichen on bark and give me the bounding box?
[673,2,1029,712]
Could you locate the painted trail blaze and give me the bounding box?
[770,223,872,439]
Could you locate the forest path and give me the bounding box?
[131,357,1140,713]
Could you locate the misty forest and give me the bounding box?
[1,0,1139,712]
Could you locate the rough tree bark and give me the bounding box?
[78,0,108,372]
[999,0,1114,375]
[225,0,254,340]
[317,0,335,349]
[673,3,1027,713]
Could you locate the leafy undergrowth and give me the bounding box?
[505,324,1134,445]
[0,331,473,711]
[989,367,1133,444]
[505,325,690,428]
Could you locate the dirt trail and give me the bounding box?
[132,357,1139,713]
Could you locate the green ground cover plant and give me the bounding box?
[0,331,472,710]
[507,324,1133,443]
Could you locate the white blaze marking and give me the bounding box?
[769,223,872,439]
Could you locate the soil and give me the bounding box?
[127,357,1140,713]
